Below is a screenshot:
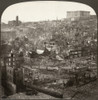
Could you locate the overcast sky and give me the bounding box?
[1,1,96,23]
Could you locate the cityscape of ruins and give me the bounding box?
[0,1,97,100]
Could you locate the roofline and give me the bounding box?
[67,11,90,13]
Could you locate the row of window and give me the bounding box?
[8,58,15,61]
[6,62,15,66]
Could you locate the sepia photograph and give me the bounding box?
[0,1,97,99]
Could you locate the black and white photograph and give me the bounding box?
[0,1,97,99]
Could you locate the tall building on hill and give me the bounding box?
[67,11,90,21]
[16,16,19,26]
[8,16,21,26]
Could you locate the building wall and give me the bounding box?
[6,66,14,83]
[8,20,16,26]
[8,20,21,26]
[67,11,90,20]
[6,54,16,83]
